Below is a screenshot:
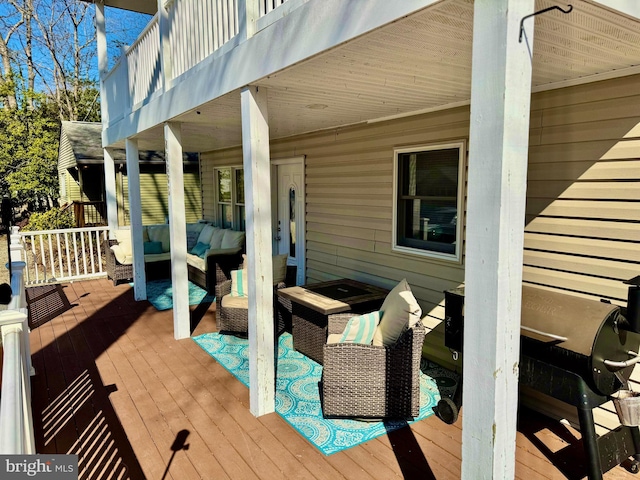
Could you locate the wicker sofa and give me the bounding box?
[104,222,245,292]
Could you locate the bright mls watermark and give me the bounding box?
[0,455,77,479]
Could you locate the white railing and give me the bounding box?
[260,0,288,16]
[127,13,162,107]
[0,261,36,454]
[11,226,110,286]
[102,54,128,124]
[168,0,239,80]
[102,0,299,123]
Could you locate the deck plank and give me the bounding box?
[27,279,639,480]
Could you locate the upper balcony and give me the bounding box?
[101,0,307,126]
[94,0,640,154]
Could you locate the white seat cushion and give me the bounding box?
[372,279,422,347]
[208,227,225,249]
[221,230,245,250]
[197,224,217,245]
[147,225,171,252]
[241,253,288,284]
[272,254,288,284]
[221,294,249,309]
[110,244,132,265]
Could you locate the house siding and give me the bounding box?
[200,74,640,429]
[121,170,203,225]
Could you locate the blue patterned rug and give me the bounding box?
[137,279,215,311]
[193,331,457,455]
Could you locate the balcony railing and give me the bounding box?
[103,0,302,124]
[11,226,110,286]
[0,261,35,454]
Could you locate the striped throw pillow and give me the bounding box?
[230,269,248,297]
[338,311,380,345]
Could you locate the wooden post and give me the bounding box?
[125,138,147,301]
[241,85,275,417]
[104,148,118,232]
[462,0,534,478]
[165,122,190,339]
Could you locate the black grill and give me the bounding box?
[439,277,640,480]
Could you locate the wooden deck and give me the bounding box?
[26,278,637,479]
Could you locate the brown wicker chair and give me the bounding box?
[215,263,293,335]
[104,239,133,286]
[321,314,426,419]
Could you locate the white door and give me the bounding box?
[273,159,305,285]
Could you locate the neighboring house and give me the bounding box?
[84,0,640,476]
[58,121,202,226]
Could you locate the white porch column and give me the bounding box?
[462,1,534,479]
[125,138,147,301]
[165,122,190,339]
[95,3,108,123]
[104,147,118,233]
[241,85,275,417]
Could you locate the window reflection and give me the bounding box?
[289,187,296,259]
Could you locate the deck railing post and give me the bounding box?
[9,226,24,262]
[239,0,260,40]
[158,0,172,91]
[0,308,35,454]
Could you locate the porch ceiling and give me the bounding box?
[80,0,157,15]
[128,0,640,152]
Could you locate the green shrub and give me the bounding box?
[22,208,75,232]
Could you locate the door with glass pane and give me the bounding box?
[274,160,305,285]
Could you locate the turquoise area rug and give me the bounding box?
[136,279,215,311]
[193,331,458,455]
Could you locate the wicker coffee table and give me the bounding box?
[277,279,388,364]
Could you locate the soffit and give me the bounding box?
[79,0,157,15]
[131,0,640,152]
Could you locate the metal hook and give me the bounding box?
[519,4,573,43]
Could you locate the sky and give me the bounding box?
[0,0,151,91]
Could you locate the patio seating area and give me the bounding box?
[26,278,638,479]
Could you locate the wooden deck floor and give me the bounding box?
[26,278,637,480]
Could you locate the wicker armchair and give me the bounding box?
[321,314,426,419]
[215,263,293,335]
[104,239,133,286]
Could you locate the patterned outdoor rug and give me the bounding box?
[139,279,215,311]
[193,331,458,455]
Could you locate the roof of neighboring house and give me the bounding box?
[58,121,198,172]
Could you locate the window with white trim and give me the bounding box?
[393,142,465,262]
[214,167,245,230]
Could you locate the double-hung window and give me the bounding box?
[393,142,465,262]
[215,167,245,230]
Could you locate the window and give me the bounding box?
[215,167,245,230]
[393,142,465,262]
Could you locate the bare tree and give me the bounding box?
[0,0,24,110]
[32,0,96,121]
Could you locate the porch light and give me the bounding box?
[305,104,328,110]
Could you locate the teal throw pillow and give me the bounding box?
[190,241,209,258]
[143,241,163,255]
[339,311,380,344]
